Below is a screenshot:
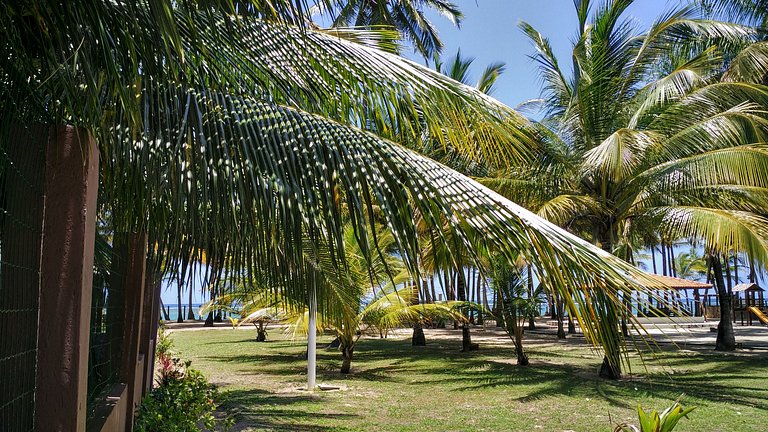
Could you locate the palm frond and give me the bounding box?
[723,41,768,84]
[582,129,661,183]
[643,206,768,265]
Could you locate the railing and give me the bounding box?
[0,127,46,431]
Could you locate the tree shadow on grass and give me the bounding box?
[194,331,768,423]
[222,388,358,432]
[351,337,768,411]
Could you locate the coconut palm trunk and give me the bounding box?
[187,272,195,320]
[509,308,529,366]
[598,289,623,379]
[456,268,473,352]
[160,297,170,321]
[412,322,427,346]
[256,322,267,342]
[527,267,536,330]
[176,276,183,323]
[340,341,354,374]
[712,253,736,351]
[340,349,353,374]
[592,229,624,379]
[568,314,576,334]
[555,292,566,339]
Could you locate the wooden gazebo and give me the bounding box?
[638,273,713,317]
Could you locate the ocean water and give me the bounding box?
[160,303,205,321]
[160,304,240,321]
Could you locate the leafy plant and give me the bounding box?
[135,331,232,431]
[614,401,696,432]
[228,317,240,329]
[155,325,173,361]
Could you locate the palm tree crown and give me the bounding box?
[488,1,768,266]
[326,0,463,58]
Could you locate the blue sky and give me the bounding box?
[405,0,685,107]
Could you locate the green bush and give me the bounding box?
[135,330,232,431]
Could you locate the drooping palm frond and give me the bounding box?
[642,207,768,265]
[359,288,470,330]
[1,2,535,163]
[3,0,727,374]
[582,129,660,183]
[325,0,463,58]
[536,194,603,227]
[627,46,721,128]
[701,0,768,27]
[723,41,768,83]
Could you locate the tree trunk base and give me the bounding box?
[461,325,478,352]
[412,326,426,346]
[340,347,354,374]
[715,324,736,351]
[599,356,621,380]
[204,312,214,327]
[514,335,528,366]
[256,323,267,342]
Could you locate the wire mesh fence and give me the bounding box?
[86,235,126,419]
[0,126,46,431]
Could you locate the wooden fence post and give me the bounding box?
[35,125,99,432]
[117,233,148,432]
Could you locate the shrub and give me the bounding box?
[134,330,232,432]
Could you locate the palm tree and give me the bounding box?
[4,0,685,389]
[360,289,472,347]
[322,0,463,58]
[490,255,542,366]
[674,247,708,280]
[210,236,473,373]
[482,1,768,376]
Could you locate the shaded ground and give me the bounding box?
[170,325,768,432]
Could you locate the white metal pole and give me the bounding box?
[307,276,317,391]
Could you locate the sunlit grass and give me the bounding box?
[170,327,768,432]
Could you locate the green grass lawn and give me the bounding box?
[170,327,768,432]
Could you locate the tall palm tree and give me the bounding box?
[324,0,463,58]
[3,0,681,390]
[482,1,768,376]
